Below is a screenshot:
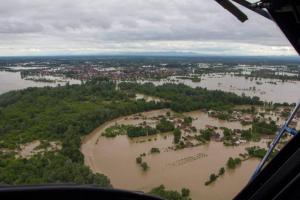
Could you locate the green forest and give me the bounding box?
[0,78,164,186]
[119,82,262,112]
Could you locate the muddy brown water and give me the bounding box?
[81,109,269,200]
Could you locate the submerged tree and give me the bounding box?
[173,128,182,144]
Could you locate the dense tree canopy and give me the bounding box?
[0,78,164,185]
[0,79,164,148]
[0,152,111,186]
[119,82,262,112]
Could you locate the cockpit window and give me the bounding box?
[0,1,299,200]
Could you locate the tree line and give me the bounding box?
[119,82,262,112]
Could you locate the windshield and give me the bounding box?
[0,1,300,200]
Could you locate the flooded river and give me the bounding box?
[81,109,268,200]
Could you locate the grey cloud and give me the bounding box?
[0,0,295,56]
[0,19,43,34]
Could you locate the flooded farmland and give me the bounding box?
[139,74,300,103]
[0,71,80,95]
[2,69,300,104]
[81,109,270,200]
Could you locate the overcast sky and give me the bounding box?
[0,0,297,56]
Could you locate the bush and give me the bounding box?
[252,120,278,135]
[173,128,182,144]
[141,162,149,171]
[127,126,157,138]
[246,146,267,158]
[205,173,217,185]
[149,185,191,200]
[150,148,160,154]
[183,117,193,125]
[227,157,242,169]
[181,188,190,197]
[156,118,175,133]
[136,157,142,164]
[200,129,213,141]
[218,167,225,176]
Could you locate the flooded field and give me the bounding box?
[0,71,80,95]
[2,70,300,104]
[139,74,300,103]
[81,109,269,200]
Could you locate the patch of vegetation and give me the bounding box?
[156,118,175,133]
[245,69,300,82]
[0,152,111,186]
[227,157,242,169]
[183,117,193,125]
[102,124,130,137]
[240,129,252,141]
[175,141,187,150]
[136,156,142,164]
[119,82,262,113]
[218,167,225,176]
[240,128,260,141]
[150,147,160,154]
[191,76,201,82]
[252,120,278,135]
[141,162,149,171]
[198,129,214,141]
[205,173,218,186]
[239,120,278,142]
[181,188,190,198]
[246,146,267,159]
[135,156,149,171]
[127,126,157,138]
[140,153,146,157]
[222,128,238,146]
[222,128,234,141]
[149,185,192,200]
[103,124,158,138]
[204,167,225,186]
[215,112,231,120]
[173,128,182,144]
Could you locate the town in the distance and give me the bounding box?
[1,55,300,200]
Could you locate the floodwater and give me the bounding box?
[0,71,80,95]
[2,70,300,103]
[139,74,300,103]
[81,109,268,200]
[135,93,162,103]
